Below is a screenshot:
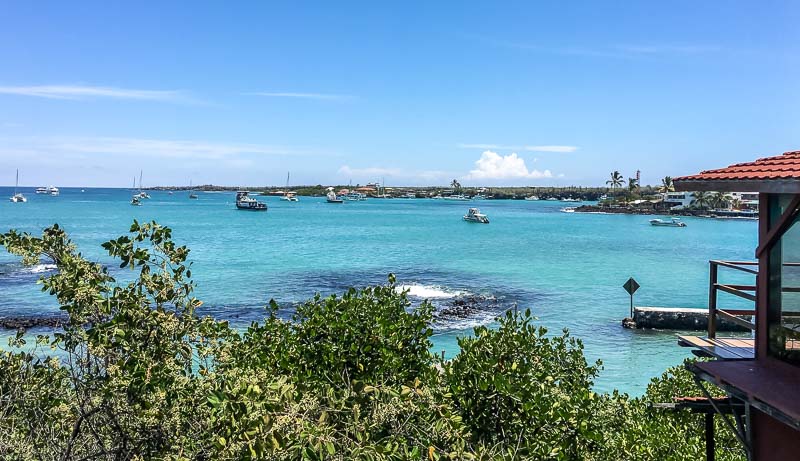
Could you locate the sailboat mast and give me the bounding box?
[139,170,143,193]
[14,169,18,195]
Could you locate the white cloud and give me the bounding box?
[0,85,187,101]
[459,143,577,153]
[247,92,352,101]
[466,151,552,180]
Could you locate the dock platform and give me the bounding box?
[678,335,754,360]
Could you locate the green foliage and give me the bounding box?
[0,222,745,460]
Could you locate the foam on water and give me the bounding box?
[397,284,467,299]
[27,264,57,274]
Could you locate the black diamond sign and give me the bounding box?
[623,277,640,296]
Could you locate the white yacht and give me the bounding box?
[326,187,343,203]
[650,217,686,227]
[36,187,48,194]
[463,208,489,223]
[9,169,26,203]
[445,194,470,201]
[48,186,59,196]
[235,191,267,211]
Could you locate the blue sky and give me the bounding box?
[0,1,798,187]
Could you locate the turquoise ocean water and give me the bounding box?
[0,187,757,394]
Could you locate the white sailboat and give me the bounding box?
[281,172,298,202]
[9,169,26,202]
[137,170,150,199]
[131,176,142,206]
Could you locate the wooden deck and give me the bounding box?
[678,335,754,360]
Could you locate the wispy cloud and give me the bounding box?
[337,165,452,182]
[465,150,553,180]
[246,92,353,101]
[0,84,190,102]
[458,143,578,153]
[472,35,720,59]
[1,136,331,160]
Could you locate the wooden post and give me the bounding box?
[705,413,715,461]
[709,261,718,339]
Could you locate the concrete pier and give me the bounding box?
[627,306,751,332]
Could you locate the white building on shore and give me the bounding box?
[661,191,759,210]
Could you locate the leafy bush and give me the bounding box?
[0,222,745,460]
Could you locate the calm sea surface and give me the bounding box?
[0,187,757,394]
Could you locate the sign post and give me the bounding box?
[622,277,640,318]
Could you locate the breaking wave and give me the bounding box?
[397,284,467,299]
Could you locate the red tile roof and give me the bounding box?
[675,151,800,182]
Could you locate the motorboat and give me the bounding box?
[472,194,486,200]
[9,169,26,203]
[650,217,686,227]
[35,187,48,194]
[401,192,416,199]
[48,186,59,196]
[445,194,470,201]
[235,191,267,210]
[326,188,343,203]
[463,207,489,223]
[560,207,576,213]
[562,197,579,202]
[131,196,142,206]
[525,195,539,201]
[344,191,366,201]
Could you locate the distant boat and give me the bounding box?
[281,172,299,202]
[326,187,343,203]
[562,197,579,202]
[137,171,150,199]
[35,187,48,194]
[463,207,489,223]
[650,217,686,227]
[525,195,539,201]
[235,191,267,211]
[444,194,470,201]
[37,186,59,195]
[560,207,577,213]
[189,179,198,199]
[131,196,142,206]
[472,194,486,200]
[48,186,59,196]
[9,169,26,203]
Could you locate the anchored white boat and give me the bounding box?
[35,187,48,194]
[188,179,198,199]
[326,187,343,203]
[281,172,299,202]
[235,191,267,210]
[48,186,59,196]
[525,195,540,201]
[472,194,486,200]
[650,217,686,227]
[131,196,142,206]
[445,194,470,201]
[136,171,150,199]
[9,169,26,203]
[463,207,489,223]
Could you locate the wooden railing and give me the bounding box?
[708,260,800,338]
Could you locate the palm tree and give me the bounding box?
[711,191,731,210]
[659,176,674,194]
[628,177,638,193]
[691,191,711,210]
[450,179,461,193]
[605,171,625,196]
[730,197,743,210]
